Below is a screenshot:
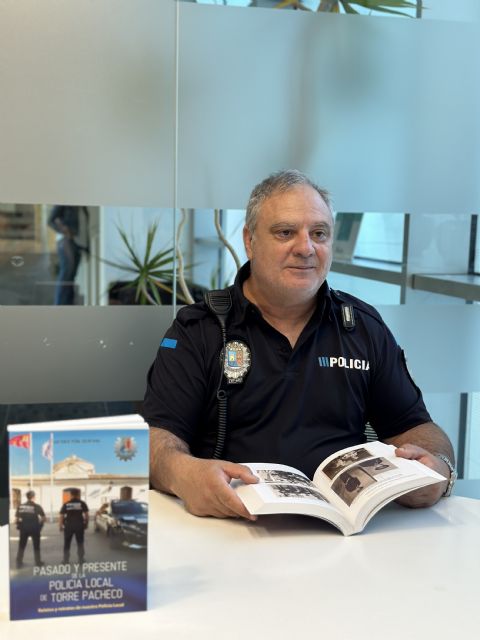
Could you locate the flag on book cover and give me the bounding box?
[9,434,31,449]
[41,436,53,461]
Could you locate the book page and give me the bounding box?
[236,463,352,535]
[313,441,444,530]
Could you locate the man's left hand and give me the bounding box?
[394,444,449,508]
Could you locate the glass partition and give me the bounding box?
[0,204,248,305]
[0,0,176,208]
[1,0,480,494]
[176,2,480,213]
[0,204,179,306]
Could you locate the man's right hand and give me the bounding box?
[170,455,259,520]
[149,428,259,520]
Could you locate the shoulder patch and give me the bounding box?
[160,338,177,349]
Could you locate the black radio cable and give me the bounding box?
[203,290,232,459]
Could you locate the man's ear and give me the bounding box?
[243,225,253,260]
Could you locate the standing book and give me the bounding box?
[7,414,148,620]
[236,440,446,535]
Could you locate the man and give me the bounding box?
[48,205,89,305]
[59,489,89,563]
[144,169,455,520]
[15,490,46,568]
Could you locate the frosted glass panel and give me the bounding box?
[0,305,477,402]
[378,305,480,394]
[0,307,173,403]
[177,4,480,213]
[0,0,175,207]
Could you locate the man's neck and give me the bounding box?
[243,277,318,347]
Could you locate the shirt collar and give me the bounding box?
[231,261,332,327]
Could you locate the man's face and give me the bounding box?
[243,185,334,303]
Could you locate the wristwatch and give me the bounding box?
[435,454,457,497]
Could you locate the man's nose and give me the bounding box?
[293,231,314,256]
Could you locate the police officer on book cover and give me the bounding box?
[59,488,89,564]
[15,490,46,568]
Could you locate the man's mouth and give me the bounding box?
[287,265,316,270]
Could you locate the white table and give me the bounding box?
[1,490,480,639]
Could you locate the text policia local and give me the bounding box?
[33,561,129,604]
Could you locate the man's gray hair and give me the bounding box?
[245,169,333,234]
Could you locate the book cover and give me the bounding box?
[8,415,148,620]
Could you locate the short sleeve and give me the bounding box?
[367,324,431,439]
[142,315,212,446]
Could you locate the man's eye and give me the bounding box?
[312,230,328,241]
[277,230,293,238]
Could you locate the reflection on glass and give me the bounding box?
[467,392,480,479]
[0,203,92,306]
[355,213,405,264]
[184,0,478,21]
[0,204,250,306]
[475,217,480,275]
[333,213,363,262]
[48,206,90,305]
[0,203,410,306]
[186,0,417,19]
[103,209,183,307]
[328,272,401,305]
[102,206,246,305]
[0,203,52,305]
[192,209,247,291]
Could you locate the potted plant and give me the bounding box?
[272,1,420,17]
[103,221,206,305]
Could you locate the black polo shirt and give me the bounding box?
[143,263,431,478]
[16,501,45,532]
[60,499,88,529]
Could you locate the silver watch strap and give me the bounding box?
[435,453,457,497]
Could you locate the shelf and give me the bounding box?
[331,257,403,286]
[411,273,480,302]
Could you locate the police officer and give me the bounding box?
[15,490,46,568]
[59,488,89,564]
[146,169,456,519]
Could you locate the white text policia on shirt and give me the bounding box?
[318,356,370,371]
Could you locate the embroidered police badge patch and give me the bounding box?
[223,340,251,384]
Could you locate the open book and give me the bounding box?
[236,441,445,536]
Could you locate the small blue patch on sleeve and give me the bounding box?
[161,337,177,349]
